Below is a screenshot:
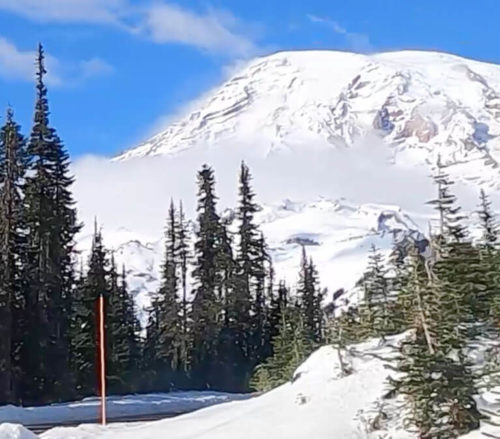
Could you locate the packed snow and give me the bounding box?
[0,424,37,439]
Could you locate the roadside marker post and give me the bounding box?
[98,294,107,426]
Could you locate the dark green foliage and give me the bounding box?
[250,307,313,392]
[107,259,140,393]
[20,44,81,404]
[155,201,184,388]
[388,167,483,438]
[297,247,323,343]
[190,165,224,388]
[176,201,191,373]
[426,156,468,243]
[70,224,108,398]
[360,245,398,337]
[478,189,498,249]
[393,329,480,439]
[0,109,26,404]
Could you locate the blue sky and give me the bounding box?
[0,0,497,158]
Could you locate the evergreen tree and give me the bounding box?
[0,109,26,403]
[155,201,183,389]
[297,247,323,343]
[232,162,261,361]
[21,44,81,403]
[70,223,108,398]
[362,245,393,337]
[390,206,481,438]
[251,232,268,364]
[235,162,260,316]
[250,307,313,392]
[176,201,191,373]
[142,297,162,391]
[191,165,223,388]
[427,165,488,326]
[269,280,289,342]
[476,189,500,324]
[478,189,498,250]
[107,257,140,393]
[426,156,468,246]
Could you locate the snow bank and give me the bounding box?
[0,424,38,439]
[39,334,500,438]
[42,335,411,439]
[0,392,249,426]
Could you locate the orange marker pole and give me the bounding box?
[99,294,107,425]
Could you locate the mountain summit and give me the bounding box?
[115,50,500,186]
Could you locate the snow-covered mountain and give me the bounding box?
[115,50,500,183]
[74,50,500,321]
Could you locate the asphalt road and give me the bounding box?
[27,410,193,435]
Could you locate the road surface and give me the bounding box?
[27,410,195,435]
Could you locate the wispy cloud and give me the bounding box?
[0,36,114,86]
[79,57,115,80]
[0,0,127,24]
[307,14,372,53]
[0,1,259,57]
[141,3,256,56]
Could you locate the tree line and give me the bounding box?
[139,162,325,393]
[0,45,325,405]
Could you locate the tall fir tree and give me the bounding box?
[362,245,393,337]
[107,257,140,393]
[427,162,488,326]
[155,201,183,389]
[478,189,498,250]
[176,201,191,373]
[251,232,268,364]
[476,189,500,326]
[269,280,289,343]
[296,247,323,343]
[0,109,26,403]
[191,165,223,388]
[21,44,81,403]
[70,223,108,398]
[233,162,261,358]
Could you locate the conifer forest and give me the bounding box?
[4,46,500,439]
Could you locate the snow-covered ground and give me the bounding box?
[0,392,249,426]
[3,334,500,438]
[30,336,412,439]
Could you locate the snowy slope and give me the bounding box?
[12,335,497,439]
[72,49,500,319]
[39,335,408,439]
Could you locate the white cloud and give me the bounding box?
[307,14,372,53]
[0,36,114,86]
[79,57,115,79]
[0,1,259,57]
[140,3,256,56]
[0,0,127,24]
